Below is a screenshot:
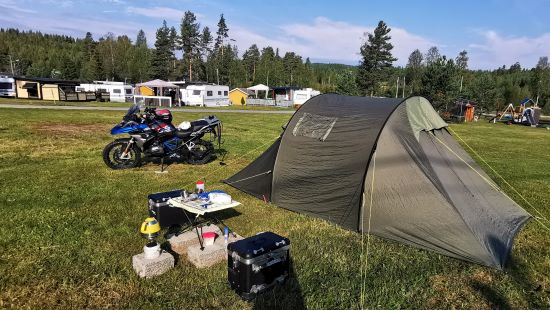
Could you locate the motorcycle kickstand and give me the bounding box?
[155,157,168,174]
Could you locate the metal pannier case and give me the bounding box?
[227,232,290,300]
[147,189,188,228]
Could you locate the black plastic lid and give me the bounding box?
[147,189,183,202]
[228,231,290,259]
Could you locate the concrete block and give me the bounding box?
[187,242,226,268]
[168,224,222,255]
[186,231,245,268]
[132,251,174,278]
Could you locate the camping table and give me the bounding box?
[168,197,241,250]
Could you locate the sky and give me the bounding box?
[1,0,549,69]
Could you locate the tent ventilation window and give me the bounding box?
[292,112,337,141]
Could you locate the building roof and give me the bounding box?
[14,76,80,85]
[247,84,270,91]
[230,88,255,95]
[136,79,178,88]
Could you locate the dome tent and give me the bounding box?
[224,94,530,269]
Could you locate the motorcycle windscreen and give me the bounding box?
[223,138,281,201]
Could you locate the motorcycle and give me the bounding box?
[102,104,222,169]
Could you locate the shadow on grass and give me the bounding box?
[253,258,306,310]
[505,255,547,309]
[470,280,512,310]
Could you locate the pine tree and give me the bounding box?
[356,20,397,96]
[180,11,200,81]
[214,14,228,51]
[151,20,173,79]
[200,26,213,58]
[406,49,424,94]
[242,44,260,83]
[536,56,549,69]
[455,50,469,70]
[131,30,151,82]
[425,46,441,65]
[136,29,147,47]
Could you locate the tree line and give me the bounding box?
[0,12,342,93]
[345,21,550,113]
[1,14,549,113]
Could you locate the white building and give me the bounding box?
[0,75,15,97]
[293,88,321,106]
[178,84,230,107]
[76,81,133,102]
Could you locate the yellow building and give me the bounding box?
[137,85,154,96]
[229,88,254,105]
[15,77,79,100]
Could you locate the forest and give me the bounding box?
[0,12,549,114]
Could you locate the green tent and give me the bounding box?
[225,94,530,269]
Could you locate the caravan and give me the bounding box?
[77,81,133,102]
[179,84,229,107]
[293,88,320,107]
[0,75,15,97]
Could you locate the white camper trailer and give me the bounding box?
[293,88,320,106]
[0,75,15,97]
[179,84,230,107]
[76,81,133,102]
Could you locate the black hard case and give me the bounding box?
[147,190,189,228]
[227,232,290,300]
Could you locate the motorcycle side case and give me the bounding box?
[147,190,189,228]
[227,232,290,301]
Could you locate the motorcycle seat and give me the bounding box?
[175,128,192,139]
[191,120,209,131]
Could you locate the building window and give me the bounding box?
[113,89,121,94]
[207,91,213,96]
[125,89,132,95]
[224,91,228,96]
[76,87,85,92]
[192,90,201,96]
[218,91,222,95]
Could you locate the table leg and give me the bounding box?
[183,209,204,250]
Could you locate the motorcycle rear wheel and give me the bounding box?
[187,140,214,165]
[103,138,142,169]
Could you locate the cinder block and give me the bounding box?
[168,224,222,255]
[187,242,226,268]
[132,251,175,278]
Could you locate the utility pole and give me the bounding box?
[402,76,406,98]
[396,77,400,98]
[8,55,14,75]
[216,68,219,85]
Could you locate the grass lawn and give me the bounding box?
[0,97,295,111]
[0,109,548,309]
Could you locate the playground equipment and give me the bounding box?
[449,99,477,122]
[497,98,541,126]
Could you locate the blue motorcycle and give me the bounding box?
[102,104,221,169]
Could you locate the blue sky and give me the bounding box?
[1,0,549,69]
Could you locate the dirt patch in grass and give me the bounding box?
[32,123,106,135]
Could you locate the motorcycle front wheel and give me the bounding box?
[187,139,214,165]
[102,138,142,169]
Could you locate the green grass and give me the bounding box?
[0,110,548,309]
[0,97,133,107]
[0,97,295,111]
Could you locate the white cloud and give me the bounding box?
[231,17,435,66]
[469,30,550,69]
[0,0,36,13]
[0,12,154,42]
[127,6,202,21]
